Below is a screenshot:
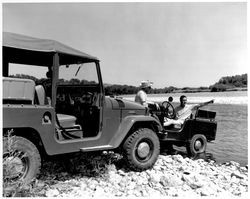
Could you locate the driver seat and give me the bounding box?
[35,85,77,128]
[57,114,77,128]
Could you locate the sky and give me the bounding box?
[2,2,247,88]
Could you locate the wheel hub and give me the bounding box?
[137,142,150,158]
[194,140,202,150]
[4,155,25,179]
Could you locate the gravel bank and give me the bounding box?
[11,152,248,198]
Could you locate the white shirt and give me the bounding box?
[135,90,147,107]
[175,104,197,122]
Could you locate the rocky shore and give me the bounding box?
[5,152,248,197]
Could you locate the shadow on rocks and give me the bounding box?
[39,151,127,180]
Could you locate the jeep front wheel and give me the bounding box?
[3,136,41,184]
[186,134,207,157]
[123,128,160,171]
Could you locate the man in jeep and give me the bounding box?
[164,95,214,128]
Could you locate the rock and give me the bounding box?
[134,189,142,197]
[117,169,126,176]
[161,155,173,164]
[149,172,162,184]
[148,189,162,197]
[80,182,87,190]
[196,158,205,164]
[198,185,216,196]
[240,179,248,186]
[160,175,183,187]
[134,175,148,185]
[217,190,234,198]
[141,189,149,197]
[61,172,68,176]
[126,181,136,190]
[231,170,245,179]
[93,186,105,197]
[172,155,184,163]
[88,181,97,190]
[45,189,59,197]
[154,164,164,171]
[229,161,240,168]
[109,172,122,185]
[167,187,179,197]
[182,173,204,189]
[240,166,248,172]
[114,190,123,197]
[181,183,192,191]
[160,175,169,186]
[36,181,45,188]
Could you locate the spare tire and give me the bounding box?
[3,136,41,184]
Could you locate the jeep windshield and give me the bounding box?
[58,63,99,86]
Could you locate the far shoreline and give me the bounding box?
[169,87,247,94]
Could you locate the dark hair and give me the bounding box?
[168,96,173,102]
[180,95,187,102]
[46,70,52,78]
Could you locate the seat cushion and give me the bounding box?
[57,114,76,128]
[3,77,35,104]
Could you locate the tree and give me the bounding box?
[210,73,247,92]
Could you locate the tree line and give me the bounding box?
[9,73,247,95]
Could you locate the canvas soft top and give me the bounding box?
[3,32,99,69]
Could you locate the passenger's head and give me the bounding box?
[180,95,187,107]
[168,96,173,102]
[46,69,52,79]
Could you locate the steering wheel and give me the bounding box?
[161,101,176,119]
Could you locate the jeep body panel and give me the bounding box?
[159,119,217,141]
[3,95,160,155]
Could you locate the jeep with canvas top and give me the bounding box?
[2,32,163,183]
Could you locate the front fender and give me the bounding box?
[109,115,162,148]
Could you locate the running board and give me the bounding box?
[80,145,113,152]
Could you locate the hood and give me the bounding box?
[108,97,146,110]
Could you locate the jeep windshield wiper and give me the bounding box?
[75,64,83,76]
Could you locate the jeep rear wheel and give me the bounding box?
[3,136,41,184]
[123,128,160,171]
[186,134,207,157]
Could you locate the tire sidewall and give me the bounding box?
[3,136,41,184]
[123,128,160,171]
[187,134,207,156]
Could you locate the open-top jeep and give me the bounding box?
[151,100,217,156]
[2,32,163,183]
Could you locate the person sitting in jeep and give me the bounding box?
[42,69,52,97]
[164,95,214,128]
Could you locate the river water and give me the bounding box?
[122,91,248,166]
